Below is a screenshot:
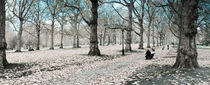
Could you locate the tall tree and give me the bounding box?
[0,0,7,69]
[65,0,101,56]
[173,0,199,68]
[11,0,35,52]
[145,0,157,48]
[57,2,67,48]
[133,0,146,49]
[157,0,200,68]
[46,0,59,50]
[109,0,134,51]
[67,0,81,48]
[29,0,46,50]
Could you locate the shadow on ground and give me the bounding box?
[0,62,83,79]
[125,64,210,85]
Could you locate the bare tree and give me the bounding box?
[45,0,59,50]
[11,0,34,52]
[67,0,81,48]
[65,0,101,56]
[133,0,146,49]
[145,0,157,48]
[156,0,200,68]
[29,0,46,50]
[104,0,135,52]
[56,2,67,48]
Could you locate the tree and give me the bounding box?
[45,0,59,50]
[65,0,101,56]
[133,0,146,49]
[66,0,81,48]
[29,0,46,50]
[56,2,67,48]
[105,0,134,52]
[157,0,200,68]
[11,0,35,52]
[145,0,157,48]
[0,0,7,69]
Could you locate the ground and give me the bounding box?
[0,44,210,85]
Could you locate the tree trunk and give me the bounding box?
[125,1,133,52]
[103,28,107,46]
[147,22,151,48]
[16,19,23,52]
[159,34,162,46]
[76,24,80,48]
[0,0,8,68]
[173,0,199,69]
[152,26,155,47]
[88,0,101,56]
[156,36,159,46]
[122,29,125,56]
[139,23,144,49]
[60,24,64,48]
[36,23,40,50]
[99,34,102,46]
[73,23,80,48]
[49,15,55,50]
[107,35,110,46]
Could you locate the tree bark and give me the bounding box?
[173,0,199,69]
[139,22,144,49]
[76,24,80,48]
[88,0,101,56]
[60,24,64,48]
[103,28,107,46]
[152,26,155,47]
[36,22,40,50]
[156,36,159,46]
[147,22,151,48]
[122,29,125,56]
[0,0,8,68]
[49,14,55,50]
[107,35,110,46]
[16,19,23,52]
[125,0,133,52]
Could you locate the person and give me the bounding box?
[162,46,165,50]
[167,45,169,50]
[28,47,34,51]
[145,48,155,60]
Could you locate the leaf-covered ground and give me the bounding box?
[0,44,210,85]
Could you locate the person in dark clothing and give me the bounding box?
[28,47,34,51]
[167,45,169,50]
[145,49,155,60]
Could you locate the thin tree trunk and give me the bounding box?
[156,36,159,46]
[103,28,107,46]
[88,0,101,56]
[152,26,155,47]
[50,15,55,50]
[76,24,80,48]
[16,20,23,52]
[36,23,40,50]
[147,22,151,48]
[0,0,8,68]
[107,35,110,46]
[60,24,64,48]
[122,29,125,56]
[139,24,144,49]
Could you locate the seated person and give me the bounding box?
[28,47,34,51]
[145,48,155,60]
